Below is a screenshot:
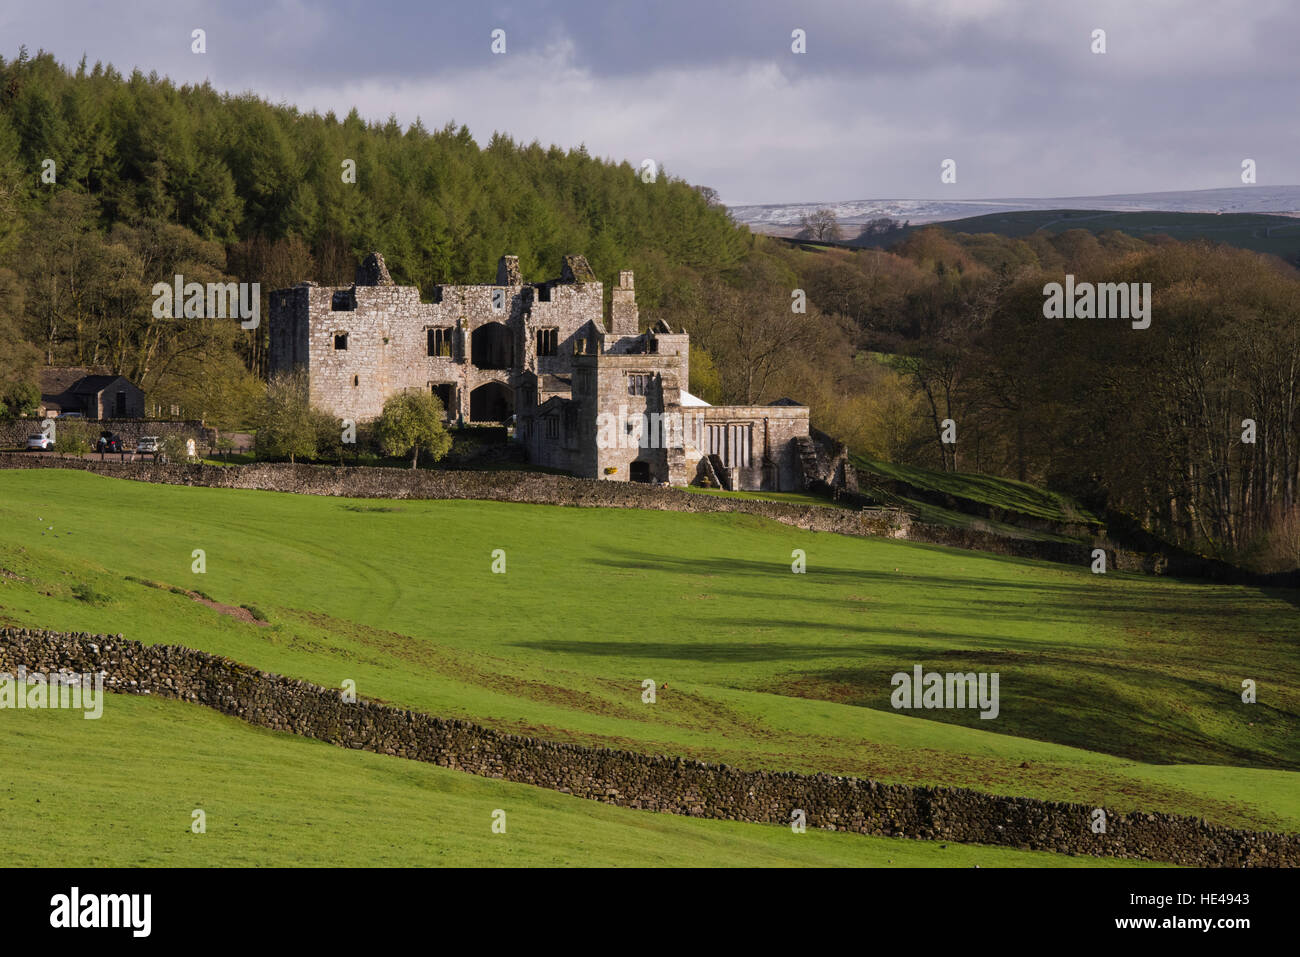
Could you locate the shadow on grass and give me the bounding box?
[780,662,1300,771]
[587,548,1298,626]
[511,632,1299,771]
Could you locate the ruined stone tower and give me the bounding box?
[610,271,639,336]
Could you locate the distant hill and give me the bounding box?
[728,185,1300,230]
[853,208,1300,264]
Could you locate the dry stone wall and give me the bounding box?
[0,454,910,538]
[1,626,1294,867]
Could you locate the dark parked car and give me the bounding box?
[96,432,123,453]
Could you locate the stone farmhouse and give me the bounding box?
[269,252,813,490]
[39,367,145,419]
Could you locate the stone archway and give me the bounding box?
[470,322,512,370]
[469,381,513,422]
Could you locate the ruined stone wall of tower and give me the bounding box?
[581,351,690,484]
[300,284,449,422]
[268,285,313,378]
[521,282,605,378]
[268,254,610,425]
[609,270,639,337]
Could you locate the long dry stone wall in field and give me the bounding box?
[0,454,911,537]
[1,627,1295,867]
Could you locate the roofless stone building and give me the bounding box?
[269,252,812,490]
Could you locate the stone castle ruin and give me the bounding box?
[269,252,812,490]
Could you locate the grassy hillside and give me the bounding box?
[1,469,1296,835]
[854,455,1100,528]
[3,694,1147,867]
[852,209,1300,262]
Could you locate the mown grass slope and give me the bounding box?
[1,469,1296,834]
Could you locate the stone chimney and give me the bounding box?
[560,254,597,284]
[610,270,639,336]
[496,255,521,286]
[354,251,394,286]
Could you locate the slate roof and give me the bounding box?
[39,366,98,396]
[39,367,138,406]
[70,375,122,395]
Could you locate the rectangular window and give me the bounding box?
[334,333,348,350]
[427,328,452,357]
[522,386,537,408]
[577,370,595,395]
[536,328,558,357]
[545,417,560,440]
[627,373,653,396]
[706,423,752,468]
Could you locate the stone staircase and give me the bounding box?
[793,436,822,489]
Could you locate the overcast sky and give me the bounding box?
[2,0,1294,204]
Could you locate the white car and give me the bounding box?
[136,436,160,454]
[26,433,53,451]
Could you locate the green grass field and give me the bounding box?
[0,694,1153,867]
[1,469,1296,840]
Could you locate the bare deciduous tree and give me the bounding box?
[797,208,842,242]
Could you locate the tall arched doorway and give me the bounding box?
[469,381,513,422]
[470,322,512,370]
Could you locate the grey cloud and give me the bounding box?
[3,0,1296,203]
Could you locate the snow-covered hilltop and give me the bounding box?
[727,186,1300,231]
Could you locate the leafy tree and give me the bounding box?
[53,419,93,454]
[256,370,322,464]
[0,266,39,394]
[687,345,723,404]
[159,433,193,463]
[376,389,451,468]
[0,379,39,418]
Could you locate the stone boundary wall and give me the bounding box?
[1,454,1294,585]
[0,455,909,537]
[1,627,1294,867]
[0,420,213,449]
